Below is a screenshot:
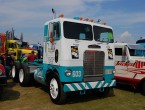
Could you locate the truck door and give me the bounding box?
[115,46,136,84]
[43,22,60,64]
[115,46,128,83]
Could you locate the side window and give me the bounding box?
[49,22,60,41]
[115,48,123,56]
[44,25,48,36]
[44,25,48,41]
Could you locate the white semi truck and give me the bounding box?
[12,16,116,104]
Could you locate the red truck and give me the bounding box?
[0,33,6,55]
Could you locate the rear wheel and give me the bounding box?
[48,73,67,104]
[12,62,20,82]
[0,87,3,98]
[19,63,30,87]
[142,82,145,95]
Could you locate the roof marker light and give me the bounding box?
[103,22,106,25]
[84,18,89,21]
[59,14,64,18]
[90,19,94,22]
[80,17,83,20]
[74,17,79,20]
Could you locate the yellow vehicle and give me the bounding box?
[7,39,37,60]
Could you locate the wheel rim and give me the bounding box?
[12,66,16,78]
[19,69,24,83]
[50,78,59,99]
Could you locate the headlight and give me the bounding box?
[112,69,116,74]
[0,69,2,75]
[106,70,113,74]
[65,69,72,77]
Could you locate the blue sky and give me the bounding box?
[0,0,145,45]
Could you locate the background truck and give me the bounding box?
[136,38,145,47]
[12,16,116,104]
[0,30,37,60]
[114,43,145,95]
[29,43,43,58]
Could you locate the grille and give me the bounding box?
[83,50,105,81]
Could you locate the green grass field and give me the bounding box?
[0,80,145,110]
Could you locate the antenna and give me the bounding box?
[97,19,101,23]
[52,8,56,19]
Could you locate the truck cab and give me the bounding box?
[17,16,116,104]
[114,43,145,95]
[7,40,37,60]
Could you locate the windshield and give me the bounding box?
[129,49,145,57]
[63,21,114,42]
[8,43,17,48]
[93,26,114,43]
[63,21,93,40]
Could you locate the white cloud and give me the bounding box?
[0,0,145,44]
[115,31,136,43]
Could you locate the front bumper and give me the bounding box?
[0,76,7,86]
[64,79,116,92]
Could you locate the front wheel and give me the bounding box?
[103,87,114,97]
[96,87,114,97]
[48,73,67,104]
[11,62,20,82]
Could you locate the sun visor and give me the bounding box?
[127,44,145,50]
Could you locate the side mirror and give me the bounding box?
[125,57,130,63]
[49,22,54,38]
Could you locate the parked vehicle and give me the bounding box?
[12,15,116,104]
[114,43,145,95]
[0,32,37,60]
[29,44,43,58]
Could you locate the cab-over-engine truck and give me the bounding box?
[13,16,116,104]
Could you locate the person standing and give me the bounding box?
[27,51,37,62]
[0,50,14,78]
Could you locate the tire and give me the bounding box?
[142,82,145,95]
[19,63,30,87]
[11,62,20,82]
[48,73,67,104]
[0,87,3,98]
[97,87,114,97]
[103,87,114,97]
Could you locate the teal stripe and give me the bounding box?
[86,82,93,89]
[71,84,79,91]
[79,83,86,90]
[95,81,101,88]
